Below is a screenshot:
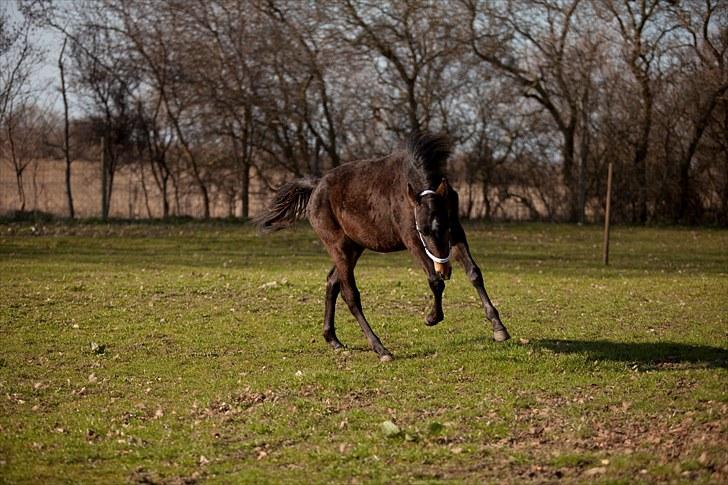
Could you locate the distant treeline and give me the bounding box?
[1,0,726,224]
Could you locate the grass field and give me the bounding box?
[1,221,726,483]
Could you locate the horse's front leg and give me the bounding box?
[451,231,510,342]
[426,275,445,326]
[410,246,446,326]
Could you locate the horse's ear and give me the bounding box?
[407,183,418,207]
[436,178,448,197]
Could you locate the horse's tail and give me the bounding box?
[255,177,320,233]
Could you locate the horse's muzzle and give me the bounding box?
[435,261,451,280]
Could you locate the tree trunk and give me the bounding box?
[59,37,75,219]
[241,163,250,220]
[632,70,653,225]
[562,125,577,222]
[31,161,39,214]
[198,179,210,219]
[577,91,590,224]
[15,170,26,213]
[482,179,491,220]
[139,162,153,218]
[161,173,169,219]
[466,181,474,220]
[101,136,109,220]
[7,122,26,213]
[172,175,181,216]
[722,148,728,226]
[65,159,74,219]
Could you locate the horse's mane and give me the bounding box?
[406,131,452,188]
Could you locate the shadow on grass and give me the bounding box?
[534,339,728,370]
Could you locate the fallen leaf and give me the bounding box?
[698,452,708,465]
[584,467,606,476]
[381,420,401,438]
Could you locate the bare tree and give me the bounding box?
[0,2,38,131]
[462,0,605,222]
[1,4,43,213]
[601,0,672,223]
[668,0,728,222]
[340,0,463,136]
[1,100,55,212]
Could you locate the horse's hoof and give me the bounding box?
[379,353,394,362]
[425,314,443,326]
[325,336,345,350]
[493,329,511,342]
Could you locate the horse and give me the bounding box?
[256,132,510,361]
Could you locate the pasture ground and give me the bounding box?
[0,221,726,483]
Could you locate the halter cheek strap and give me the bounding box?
[415,190,451,264]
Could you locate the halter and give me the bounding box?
[415,190,451,264]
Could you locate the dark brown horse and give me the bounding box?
[257,132,510,361]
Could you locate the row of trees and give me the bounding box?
[1,0,727,224]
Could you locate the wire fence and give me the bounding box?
[1,158,546,221]
[0,159,270,219]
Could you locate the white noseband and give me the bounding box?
[415,190,451,264]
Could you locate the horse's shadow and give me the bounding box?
[311,336,727,367]
[532,338,728,370]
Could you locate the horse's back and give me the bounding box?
[308,156,409,253]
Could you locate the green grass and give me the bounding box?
[1,222,726,483]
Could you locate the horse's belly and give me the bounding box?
[359,236,406,253]
[338,216,405,253]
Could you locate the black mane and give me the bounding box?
[407,131,452,189]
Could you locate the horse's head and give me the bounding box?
[408,178,452,280]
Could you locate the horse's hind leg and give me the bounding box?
[328,241,393,361]
[452,229,510,342]
[339,266,393,361]
[323,266,344,349]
